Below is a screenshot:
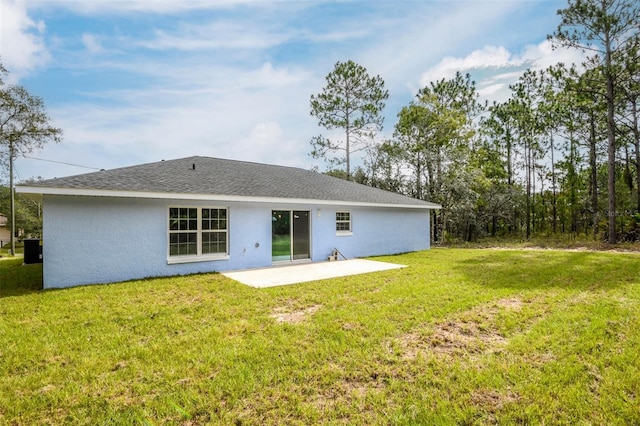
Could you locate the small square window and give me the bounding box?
[336,211,351,233]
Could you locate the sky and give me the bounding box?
[0,0,588,182]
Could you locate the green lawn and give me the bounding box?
[1,248,639,425]
[271,235,291,257]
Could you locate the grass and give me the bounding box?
[0,250,42,297]
[271,235,291,257]
[444,235,640,252]
[1,248,640,424]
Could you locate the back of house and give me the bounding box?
[17,156,441,288]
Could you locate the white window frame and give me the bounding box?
[336,211,353,236]
[167,206,230,264]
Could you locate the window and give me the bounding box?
[169,208,198,255]
[201,208,227,254]
[169,207,228,261]
[336,211,351,233]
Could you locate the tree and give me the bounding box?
[555,63,608,239]
[0,182,43,242]
[618,38,640,212]
[0,61,62,255]
[309,60,388,180]
[394,72,483,242]
[510,70,548,239]
[481,101,524,235]
[484,100,519,187]
[362,139,405,193]
[551,0,640,243]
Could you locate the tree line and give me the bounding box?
[310,0,639,243]
[0,61,61,255]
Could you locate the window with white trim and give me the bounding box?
[169,207,228,258]
[336,211,351,233]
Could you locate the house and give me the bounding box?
[17,156,441,288]
[0,215,10,248]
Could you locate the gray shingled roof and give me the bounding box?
[20,156,440,208]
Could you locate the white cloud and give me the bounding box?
[9,1,585,180]
[229,121,300,164]
[304,28,370,43]
[478,83,506,98]
[138,24,291,51]
[357,1,520,97]
[40,61,316,176]
[420,46,514,86]
[520,39,588,70]
[47,0,267,15]
[421,40,589,86]
[0,0,49,79]
[81,33,103,54]
[418,39,589,103]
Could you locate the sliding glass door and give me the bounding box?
[292,211,310,260]
[271,210,291,261]
[272,210,310,262]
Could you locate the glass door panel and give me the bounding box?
[271,210,291,262]
[292,211,310,260]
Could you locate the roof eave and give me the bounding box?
[16,186,442,209]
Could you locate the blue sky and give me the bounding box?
[1,0,586,181]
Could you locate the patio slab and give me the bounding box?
[222,259,406,288]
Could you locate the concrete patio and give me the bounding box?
[222,259,406,288]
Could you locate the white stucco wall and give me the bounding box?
[310,206,430,260]
[42,195,431,288]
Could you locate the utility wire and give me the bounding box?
[23,156,103,171]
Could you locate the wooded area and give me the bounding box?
[312,0,639,243]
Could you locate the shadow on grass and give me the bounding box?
[454,249,639,292]
[0,257,43,298]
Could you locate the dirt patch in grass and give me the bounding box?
[471,388,521,412]
[495,297,525,310]
[430,320,507,356]
[524,351,557,366]
[270,304,321,324]
[39,384,56,394]
[400,321,507,359]
[310,376,387,414]
[399,297,530,359]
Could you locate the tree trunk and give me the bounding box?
[632,98,640,212]
[506,128,513,187]
[345,109,351,181]
[431,210,437,243]
[550,130,557,234]
[415,152,422,200]
[605,32,617,244]
[589,111,599,240]
[525,141,531,239]
[571,138,579,235]
[532,160,537,235]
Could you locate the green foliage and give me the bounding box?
[552,0,639,52]
[390,72,486,241]
[2,248,640,424]
[0,185,42,238]
[310,60,389,180]
[551,0,640,243]
[0,61,62,255]
[0,67,63,158]
[357,1,640,244]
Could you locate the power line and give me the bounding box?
[23,156,103,171]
